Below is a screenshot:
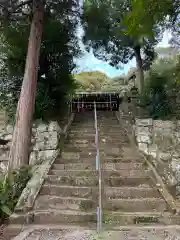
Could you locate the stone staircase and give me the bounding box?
[28,111,177,227]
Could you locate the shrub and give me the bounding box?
[0,166,32,223]
[139,69,174,119]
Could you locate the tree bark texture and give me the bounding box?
[9,0,44,170]
[134,46,144,94]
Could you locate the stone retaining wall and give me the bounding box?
[135,118,180,198]
[0,120,61,173]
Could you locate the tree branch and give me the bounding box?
[0,3,8,11]
[0,0,32,17]
[14,0,32,13]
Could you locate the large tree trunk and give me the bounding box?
[134,46,144,94]
[8,0,44,171]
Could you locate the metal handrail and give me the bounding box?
[94,101,102,232]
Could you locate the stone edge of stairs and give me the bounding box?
[11,113,76,217]
[114,111,180,215]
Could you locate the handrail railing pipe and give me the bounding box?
[94,101,102,233]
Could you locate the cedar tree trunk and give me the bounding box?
[8,0,44,170]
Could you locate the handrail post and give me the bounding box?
[94,101,102,233]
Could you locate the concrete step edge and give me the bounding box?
[42,184,153,190]
[46,175,151,180]
[36,194,165,202]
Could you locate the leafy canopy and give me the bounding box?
[0,0,81,120]
[82,0,159,71]
[123,0,174,38]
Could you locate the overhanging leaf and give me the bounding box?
[1,205,12,216]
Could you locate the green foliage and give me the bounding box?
[140,71,172,119]
[0,0,80,121]
[0,166,32,222]
[124,0,180,70]
[123,0,174,39]
[74,71,110,91]
[103,76,127,92]
[82,0,159,65]
[140,54,180,119]
[82,0,133,67]
[74,71,128,92]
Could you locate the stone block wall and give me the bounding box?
[135,118,180,198]
[0,121,61,173]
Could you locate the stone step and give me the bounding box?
[105,198,167,212]
[64,142,128,149]
[98,128,123,132]
[103,211,172,225]
[61,151,96,160]
[70,121,120,126]
[48,169,150,178]
[62,146,97,152]
[105,186,160,199]
[45,175,153,187]
[98,118,119,121]
[40,185,159,199]
[7,225,180,240]
[70,128,122,134]
[34,195,96,211]
[35,195,166,213]
[58,156,142,164]
[34,209,96,224]
[100,138,129,144]
[68,134,128,143]
[10,210,96,225]
[52,162,145,171]
[65,138,128,145]
[98,120,121,124]
[68,133,126,139]
[40,185,97,198]
[71,122,94,125]
[52,163,96,170]
[99,140,129,146]
[1,225,23,240]
[63,142,95,149]
[61,147,132,158]
[107,175,153,187]
[69,127,94,132]
[62,145,129,152]
[35,195,166,212]
[66,137,94,143]
[10,210,175,225]
[69,128,95,133]
[64,141,129,149]
[68,132,126,139]
[68,132,95,138]
[99,135,128,140]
